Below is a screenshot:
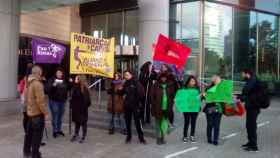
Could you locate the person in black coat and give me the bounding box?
[240,69,260,152]
[122,70,146,144]
[139,61,157,124]
[46,68,68,138]
[70,75,91,144]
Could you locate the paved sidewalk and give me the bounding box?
[0,98,280,158]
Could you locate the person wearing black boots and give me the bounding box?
[70,75,91,144]
[240,69,261,152]
[151,73,173,145]
[122,70,146,144]
[139,61,157,124]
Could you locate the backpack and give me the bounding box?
[251,80,271,109]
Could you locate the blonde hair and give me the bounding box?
[31,65,42,76]
[211,75,221,85]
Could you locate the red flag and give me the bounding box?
[153,34,191,68]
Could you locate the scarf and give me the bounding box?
[161,83,168,111]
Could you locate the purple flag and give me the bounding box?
[32,38,66,64]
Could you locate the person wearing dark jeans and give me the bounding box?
[180,76,201,143]
[23,66,49,158]
[124,109,145,143]
[49,100,66,137]
[183,113,198,142]
[122,71,146,144]
[241,69,261,152]
[245,109,260,149]
[203,75,224,146]
[47,69,68,138]
[23,112,29,133]
[206,112,222,145]
[24,115,45,158]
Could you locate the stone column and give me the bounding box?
[0,0,20,101]
[138,0,169,67]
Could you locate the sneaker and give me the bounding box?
[190,136,197,143]
[57,131,65,137]
[161,138,166,145]
[244,147,259,152]
[40,142,46,146]
[79,137,85,144]
[120,129,127,135]
[108,129,114,135]
[156,138,162,145]
[23,153,31,158]
[70,135,78,142]
[241,143,251,148]
[53,132,57,138]
[140,139,147,145]
[213,141,219,146]
[125,137,131,144]
[182,137,188,143]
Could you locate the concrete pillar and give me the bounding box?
[138,0,169,67]
[0,0,20,101]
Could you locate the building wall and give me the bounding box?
[20,5,81,42]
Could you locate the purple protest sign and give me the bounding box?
[32,38,66,64]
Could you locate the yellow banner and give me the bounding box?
[70,33,115,78]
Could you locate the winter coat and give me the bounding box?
[241,75,260,111]
[107,80,124,113]
[47,77,68,102]
[122,78,144,110]
[150,82,174,120]
[70,85,91,124]
[25,75,48,117]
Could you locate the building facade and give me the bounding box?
[0,0,280,101]
[170,0,280,92]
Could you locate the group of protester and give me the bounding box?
[107,61,263,152]
[20,65,92,158]
[20,61,264,158]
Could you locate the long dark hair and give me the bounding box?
[140,61,152,75]
[185,75,199,89]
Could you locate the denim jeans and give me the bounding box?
[108,113,125,131]
[206,113,222,143]
[23,115,45,158]
[49,100,65,134]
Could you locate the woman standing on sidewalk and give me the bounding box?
[203,75,223,146]
[107,72,125,135]
[181,76,201,143]
[70,75,91,144]
[151,73,173,145]
[159,64,178,127]
[122,70,146,144]
[47,68,68,138]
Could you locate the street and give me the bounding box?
[0,98,279,158]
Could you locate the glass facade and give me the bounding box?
[170,1,200,77]
[170,0,280,92]
[212,0,280,14]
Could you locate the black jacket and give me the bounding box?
[122,79,144,110]
[241,75,260,111]
[47,77,68,102]
[70,85,91,124]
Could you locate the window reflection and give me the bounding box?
[170,2,200,78]
[204,2,233,80]
[257,13,279,80]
